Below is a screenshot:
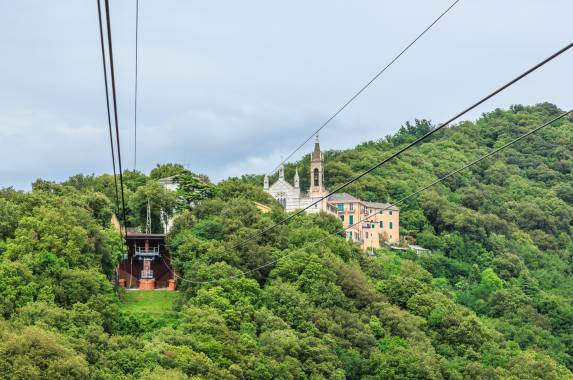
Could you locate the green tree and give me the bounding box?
[149,163,188,180]
[175,173,216,209]
[129,180,177,232]
[0,326,89,379]
[0,198,20,239]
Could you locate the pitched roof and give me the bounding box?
[362,201,399,211]
[158,176,177,184]
[327,193,360,202]
[268,177,297,191]
[327,193,399,210]
[311,136,322,161]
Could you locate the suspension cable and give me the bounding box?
[96,0,120,216]
[134,0,139,171]
[104,0,129,242]
[164,110,572,284]
[227,42,573,254]
[268,0,462,175]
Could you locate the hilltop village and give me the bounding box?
[264,137,400,250]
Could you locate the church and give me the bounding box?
[264,137,329,213]
[264,137,401,249]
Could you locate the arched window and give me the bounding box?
[313,168,319,187]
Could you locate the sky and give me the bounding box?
[0,0,572,190]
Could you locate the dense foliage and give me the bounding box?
[0,103,572,379]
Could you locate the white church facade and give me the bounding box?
[264,137,329,214]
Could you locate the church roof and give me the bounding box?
[268,177,297,192]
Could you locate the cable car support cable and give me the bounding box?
[268,0,462,175]
[166,109,572,284]
[104,0,129,242]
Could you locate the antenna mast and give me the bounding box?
[145,199,151,234]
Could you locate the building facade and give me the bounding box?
[264,138,400,250]
[326,193,400,249]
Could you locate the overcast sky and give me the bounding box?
[0,1,572,190]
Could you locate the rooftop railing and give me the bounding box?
[134,246,160,257]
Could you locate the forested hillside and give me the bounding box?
[0,103,572,379]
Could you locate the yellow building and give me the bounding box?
[254,202,272,213]
[327,193,399,250]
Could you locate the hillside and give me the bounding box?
[0,103,572,379]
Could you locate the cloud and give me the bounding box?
[1,0,572,190]
[135,103,328,180]
[0,109,111,189]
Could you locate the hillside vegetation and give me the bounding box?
[0,103,572,379]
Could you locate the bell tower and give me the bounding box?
[309,135,326,196]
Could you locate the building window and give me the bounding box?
[349,203,354,211]
[349,215,354,225]
[389,221,393,229]
[371,223,375,228]
[379,209,383,214]
[340,215,345,222]
[347,231,352,239]
[389,210,393,215]
[313,168,319,187]
[365,232,369,239]
[337,203,344,212]
[379,221,383,228]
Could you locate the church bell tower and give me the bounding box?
[309,135,326,196]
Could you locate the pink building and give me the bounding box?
[327,193,399,250]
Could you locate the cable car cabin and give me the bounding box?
[117,232,176,291]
